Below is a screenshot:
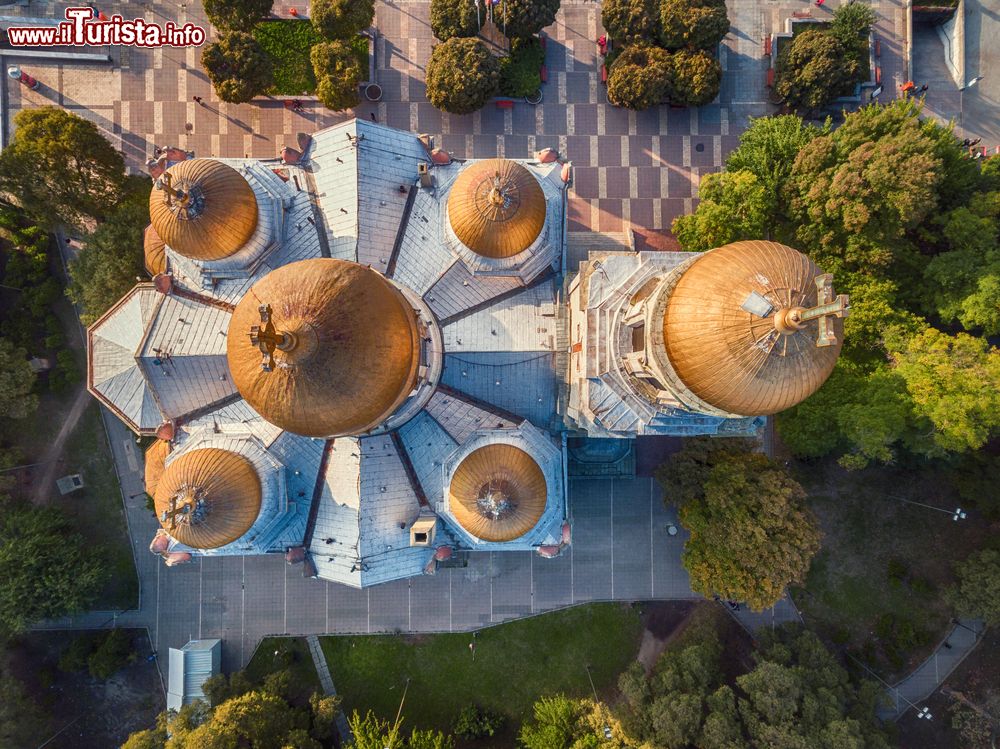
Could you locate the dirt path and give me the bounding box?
[32,384,91,504]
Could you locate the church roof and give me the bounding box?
[226,258,421,438]
[447,159,546,259]
[662,240,844,416]
[150,159,258,261]
[154,447,262,549]
[448,443,547,542]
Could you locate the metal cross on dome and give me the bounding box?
[249,304,283,372]
[766,274,851,347]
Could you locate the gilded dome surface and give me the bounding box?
[227,258,421,438]
[143,224,166,276]
[449,443,548,542]
[662,240,845,416]
[154,448,261,549]
[447,159,546,259]
[144,439,170,496]
[149,159,258,261]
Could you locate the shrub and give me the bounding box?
[431,0,479,40]
[669,48,721,106]
[202,32,274,104]
[500,0,561,39]
[88,629,135,680]
[311,0,375,39]
[831,1,877,49]
[203,0,273,30]
[601,0,662,45]
[453,703,506,739]
[660,0,729,50]
[499,36,545,96]
[58,632,101,673]
[311,40,364,110]
[774,28,861,111]
[607,44,672,110]
[425,38,500,114]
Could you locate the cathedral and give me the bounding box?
[87,119,848,588]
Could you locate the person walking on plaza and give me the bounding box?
[193,95,203,105]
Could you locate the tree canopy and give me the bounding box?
[659,0,729,51]
[203,0,273,30]
[311,40,364,111]
[0,107,126,229]
[0,338,37,420]
[668,48,722,107]
[607,45,672,110]
[947,549,1000,626]
[0,499,105,636]
[775,29,861,112]
[657,439,821,610]
[499,0,561,40]
[601,0,662,45]
[346,710,455,749]
[430,0,480,40]
[201,32,274,104]
[311,0,375,39]
[66,175,149,325]
[672,170,769,251]
[425,38,500,114]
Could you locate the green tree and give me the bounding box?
[601,0,662,45]
[948,549,1000,625]
[0,666,50,748]
[0,107,126,228]
[66,176,149,325]
[669,48,722,106]
[88,628,134,679]
[0,501,106,635]
[0,338,37,420]
[179,691,305,747]
[202,670,254,707]
[888,327,1000,453]
[425,38,500,114]
[203,0,273,30]
[311,0,375,39]
[453,703,505,739]
[311,40,364,110]
[831,1,876,59]
[202,32,274,104]
[500,0,561,39]
[346,710,455,749]
[673,170,769,251]
[659,0,729,50]
[775,29,860,112]
[607,45,672,110]
[518,694,602,749]
[430,0,479,40]
[657,439,821,609]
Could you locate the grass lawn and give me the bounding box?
[245,636,321,706]
[253,20,368,95]
[791,458,993,681]
[57,400,138,610]
[321,603,643,741]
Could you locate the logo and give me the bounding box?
[6,7,206,48]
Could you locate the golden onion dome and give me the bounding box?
[662,240,847,416]
[153,448,261,549]
[143,224,166,276]
[449,444,548,542]
[447,158,546,259]
[144,439,170,496]
[149,159,258,261]
[227,258,421,438]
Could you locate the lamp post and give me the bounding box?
[888,495,966,522]
[585,665,613,741]
[961,75,984,90]
[6,65,40,91]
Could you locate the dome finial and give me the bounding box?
[772,273,850,347]
[248,304,294,372]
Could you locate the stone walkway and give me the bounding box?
[877,618,986,721]
[307,634,352,742]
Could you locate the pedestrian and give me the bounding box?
[283,99,294,109]
[292,99,304,112]
[962,138,972,147]
[193,95,203,105]
[901,81,915,94]
[970,137,981,146]
[153,146,162,157]
[815,0,825,7]
[918,84,928,93]
[370,111,377,122]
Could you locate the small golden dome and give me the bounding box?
[662,240,845,416]
[154,448,261,549]
[149,159,258,261]
[447,159,546,259]
[227,258,421,438]
[144,439,170,496]
[449,443,548,542]
[143,224,166,276]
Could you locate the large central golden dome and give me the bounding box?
[154,448,261,549]
[227,258,421,438]
[149,159,258,261]
[449,444,548,542]
[662,241,845,416]
[447,159,546,259]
